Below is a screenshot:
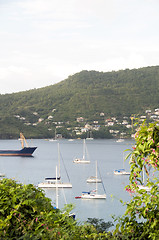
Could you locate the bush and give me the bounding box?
[0,178,112,239]
[114,121,159,239]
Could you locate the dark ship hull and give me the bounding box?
[0,147,37,156]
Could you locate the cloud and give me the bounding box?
[0,0,159,93]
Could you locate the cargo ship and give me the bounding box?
[0,133,37,156]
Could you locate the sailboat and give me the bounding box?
[38,143,72,188]
[86,131,94,140]
[87,161,101,183]
[0,173,5,177]
[116,139,124,143]
[137,166,151,192]
[73,139,90,164]
[49,128,57,142]
[75,163,106,199]
[114,152,130,175]
[54,165,75,219]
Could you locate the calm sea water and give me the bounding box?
[0,138,134,224]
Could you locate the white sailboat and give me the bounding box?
[73,139,90,164]
[75,163,106,199]
[114,169,130,175]
[114,152,130,175]
[54,165,75,219]
[80,190,106,199]
[86,131,94,140]
[0,173,5,177]
[49,128,57,142]
[38,143,72,188]
[116,139,124,143]
[137,166,151,192]
[87,161,101,183]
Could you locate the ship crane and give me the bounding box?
[20,133,29,148]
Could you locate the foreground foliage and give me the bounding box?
[0,178,112,239]
[114,121,159,239]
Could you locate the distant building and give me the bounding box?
[93,121,98,124]
[145,109,151,114]
[38,118,44,122]
[48,115,53,120]
[85,123,92,130]
[122,120,128,125]
[107,122,114,126]
[33,112,38,115]
[77,117,84,122]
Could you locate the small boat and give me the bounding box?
[73,139,90,164]
[0,133,37,156]
[137,185,151,192]
[137,166,151,192]
[114,169,130,175]
[86,131,94,140]
[114,152,130,175]
[76,163,106,199]
[80,190,106,199]
[54,165,75,219]
[87,161,102,183]
[38,143,72,188]
[116,139,124,143]
[49,128,57,142]
[0,173,5,177]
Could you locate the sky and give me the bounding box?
[0,0,159,94]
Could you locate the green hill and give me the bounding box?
[0,66,159,138]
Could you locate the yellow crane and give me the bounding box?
[20,133,29,148]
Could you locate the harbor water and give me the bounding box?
[0,138,134,224]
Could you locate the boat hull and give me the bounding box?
[114,171,130,175]
[38,182,72,188]
[0,147,37,156]
[114,169,130,175]
[137,185,151,192]
[81,194,106,199]
[0,173,5,177]
[87,178,102,183]
[73,159,90,164]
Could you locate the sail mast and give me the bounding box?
[83,139,85,160]
[56,165,58,209]
[96,161,98,192]
[58,143,60,178]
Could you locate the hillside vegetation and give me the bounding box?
[0,66,159,138]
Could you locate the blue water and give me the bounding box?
[0,139,134,224]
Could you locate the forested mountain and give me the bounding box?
[0,65,159,138]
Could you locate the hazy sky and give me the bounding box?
[0,0,159,94]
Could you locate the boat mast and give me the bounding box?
[55,128,57,140]
[96,161,98,193]
[56,165,58,209]
[83,139,86,160]
[58,143,60,179]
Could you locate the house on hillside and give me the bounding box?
[77,117,84,122]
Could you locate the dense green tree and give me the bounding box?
[0,66,159,138]
[0,178,113,239]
